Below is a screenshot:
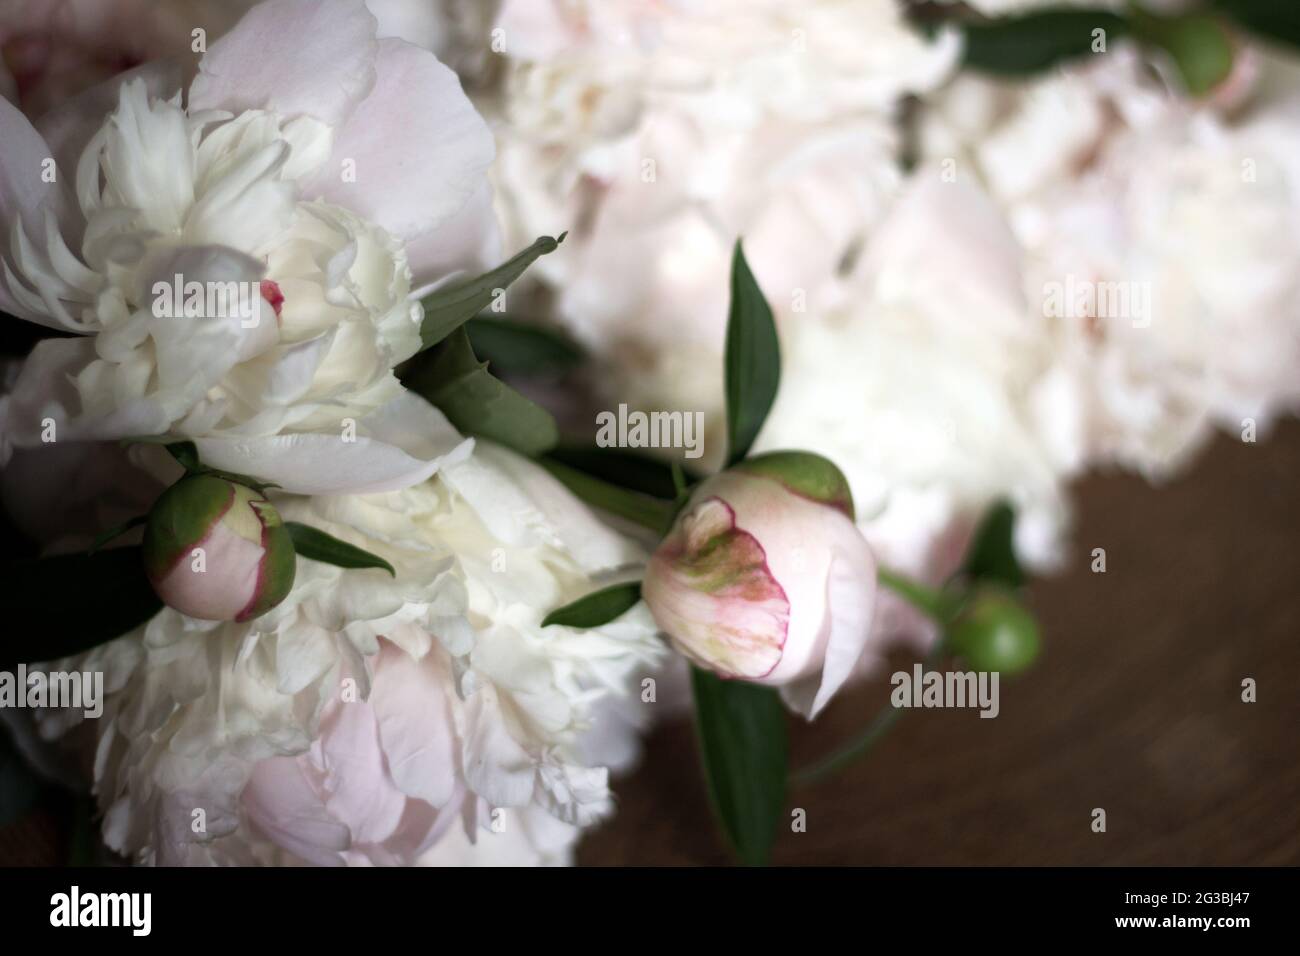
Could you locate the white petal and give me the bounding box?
[193,392,471,494]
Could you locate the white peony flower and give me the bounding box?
[27,441,663,866]
[0,0,499,494]
[486,0,959,462]
[752,174,1075,642]
[922,43,1300,475]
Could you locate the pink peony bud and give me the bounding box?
[142,475,296,623]
[642,452,877,718]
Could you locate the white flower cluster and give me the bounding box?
[481,1,1300,653]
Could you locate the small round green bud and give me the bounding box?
[948,588,1040,676]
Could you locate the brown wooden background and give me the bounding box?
[3,423,1297,866]
[579,421,1300,865]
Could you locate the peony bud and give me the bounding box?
[642,451,877,718]
[142,475,296,622]
[948,588,1040,676]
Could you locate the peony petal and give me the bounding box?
[192,391,472,494]
[780,533,878,720]
[242,756,350,866]
[188,0,379,129]
[36,60,184,187]
[370,644,458,808]
[4,337,172,445]
[405,181,501,295]
[0,97,78,326]
[301,38,495,247]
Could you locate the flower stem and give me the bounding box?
[876,566,948,621]
[790,566,956,787]
[791,635,949,788]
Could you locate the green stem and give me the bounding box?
[792,635,950,787]
[876,566,948,621]
[539,458,675,535]
[791,566,958,787]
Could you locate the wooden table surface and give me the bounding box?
[579,422,1300,866]
[2,423,1297,866]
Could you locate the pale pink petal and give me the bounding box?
[188,0,379,129]
[302,38,494,247]
[780,534,879,719]
[370,644,458,808]
[242,756,350,866]
[405,181,501,294]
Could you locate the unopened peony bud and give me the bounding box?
[143,475,296,622]
[948,588,1040,676]
[642,451,876,718]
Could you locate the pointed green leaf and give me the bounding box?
[545,446,698,500]
[1210,0,1300,51]
[0,547,162,670]
[405,328,558,456]
[542,581,642,628]
[692,668,787,866]
[466,316,584,377]
[960,10,1130,76]
[538,458,674,534]
[419,234,566,350]
[166,441,200,472]
[285,522,395,576]
[961,500,1024,589]
[88,514,148,554]
[724,242,781,466]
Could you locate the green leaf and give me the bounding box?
[465,316,584,377]
[285,522,395,577]
[724,241,781,466]
[1210,0,1300,50]
[961,501,1024,589]
[0,547,162,670]
[88,514,147,554]
[538,457,675,534]
[545,445,696,500]
[541,581,642,628]
[1133,11,1235,96]
[960,9,1130,76]
[166,441,200,472]
[419,234,566,350]
[691,668,787,866]
[405,327,559,456]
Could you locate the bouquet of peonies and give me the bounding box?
[0,0,1296,867]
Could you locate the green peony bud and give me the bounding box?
[142,475,296,622]
[948,587,1040,676]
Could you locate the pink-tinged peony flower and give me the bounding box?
[0,0,499,494]
[642,451,877,719]
[142,474,295,622]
